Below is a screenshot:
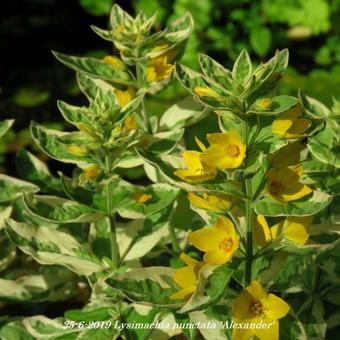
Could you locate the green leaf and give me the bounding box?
[12,88,50,107]
[30,122,95,165]
[122,304,160,340]
[250,27,272,57]
[254,190,332,216]
[175,63,240,111]
[89,216,111,260]
[16,149,64,196]
[53,52,132,86]
[316,239,340,284]
[57,100,94,129]
[107,267,181,307]
[159,96,207,130]
[23,193,103,224]
[0,119,14,139]
[299,91,331,119]
[0,268,76,302]
[77,73,114,102]
[247,95,299,116]
[232,49,252,86]
[279,312,307,340]
[178,264,234,313]
[116,183,180,219]
[0,205,12,230]
[79,0,112,16]
[190,306,232,340]
[199,54,234,94]
[0,174,39,203]
[0,229,16,272]
[65,306,116,322]
[145,129,185,155]
[117,214,170,261]
[165,12,194,43]
[308,127,340,168]
[0,320,35,340]
[5,219,105,276]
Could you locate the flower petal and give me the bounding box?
[195,137,207,151]
[215,216,236,237]
[283,216,312,245]
[263,294,290,320]
[182,151,202,170]
[269,143,305,169]
[285,118,312,138]
[282,182,312,201]
[170,286,196,300]
[253,318,279,340]
[254,215,272,247]
[247,281,268,302]
[215,130,243,145]
[232,326,254,340]
[204,249,230,265]
[272,104,300,137]
[173,266,197,289]
[233,290,254,320]
[179,253,199,267]
[188,227,222,251]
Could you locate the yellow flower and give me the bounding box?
[255,215,312,247]
[200,130,246,170]
[131,192,152,204]
[123,116,137,130]
[102,55,125,70]
[269,142,305,169]
[272,103,311,139]
[188,216,239,265]
[256,98,273,110]
[188,192,232,213]
[146,56,174,82]
[266,165,312,203]
[66,145,87,157]
[170,253,204,300]
[115,87,136,107]
[193,87,219,97]
[254,215,273,247]
[174,138,217,183]
[271,216,312,245]
[83,165,101,180]
[232,281,289,340]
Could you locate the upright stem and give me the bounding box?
[242,116,254,286]
[135,61,151,133]
[168,220,181,255]
[105,154,120,270]
[245,179,254,286]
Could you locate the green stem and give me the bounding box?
[168,221,181,255]
[135,61,151,133]
[242,116,254,286]
[105,154,120,270]
[245,179,253,286]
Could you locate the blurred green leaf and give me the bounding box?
[11,88,50,108]
[79,0,113,16]
[250,26,272,57]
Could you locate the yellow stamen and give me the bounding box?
[250,301,263,317]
